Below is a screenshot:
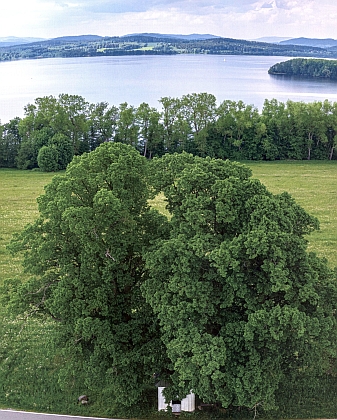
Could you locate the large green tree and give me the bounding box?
[8,142,169,407]
[143,152,337,410]
[87,102,119,150]
[114,102,139,148]
[136,102,163,158]
[7,146,337,413]
[37,144,59,172]
[159,96,193,154]
[216,100,265,160]
[0,117,22,168]
[17,94,91,167]
[180,92,217,157]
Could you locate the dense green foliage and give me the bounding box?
[3,93,337,171]
[6,143,170,408]
[143,153,337,410]
[0,34,334,62]
[269,58,337,80]
[0,166,156,419]
[4,147,337,417]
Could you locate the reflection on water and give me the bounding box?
[1,55,337,123]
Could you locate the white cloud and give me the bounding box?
[0,0,337,40]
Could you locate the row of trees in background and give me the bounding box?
[2,92,337,171]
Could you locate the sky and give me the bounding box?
[2,0,337,41]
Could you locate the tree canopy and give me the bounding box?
[8,142,170,406]
[7,147,337,412]
[143,153,337,409]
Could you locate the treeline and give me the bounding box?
[0,38,176,61]
[168,36,330,57]
[269,58,337,79]
[2,92,337,171]
[0,34,335,62]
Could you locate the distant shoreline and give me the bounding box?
[1,34,336,63]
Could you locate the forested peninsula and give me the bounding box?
[2,92,337,172]
[1,34,337,61]
[269,57,337,79]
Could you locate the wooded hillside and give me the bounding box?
[0,34,335,61]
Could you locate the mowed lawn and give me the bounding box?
[1,160,337,286]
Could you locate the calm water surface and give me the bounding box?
[1,54,337,123]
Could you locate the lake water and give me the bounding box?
[1,54,337,123]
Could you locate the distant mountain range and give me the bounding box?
[48,35,103,43]
[1,33,337,61]
[0,36,46,47]
[0,33,220,47]
[279,37,337,48]
[253,36,292,43]
[1,34,337,49]
[122,33,221,40]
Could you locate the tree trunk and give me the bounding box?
[329,146,334,160]
[143,139,147,157]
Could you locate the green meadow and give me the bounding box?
[247,160,337,267]
[0,169,56,283]
[1,160,337,286]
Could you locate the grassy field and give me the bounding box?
[246,160,337,267]
[0,169,56,283]
[1,160,337,286]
